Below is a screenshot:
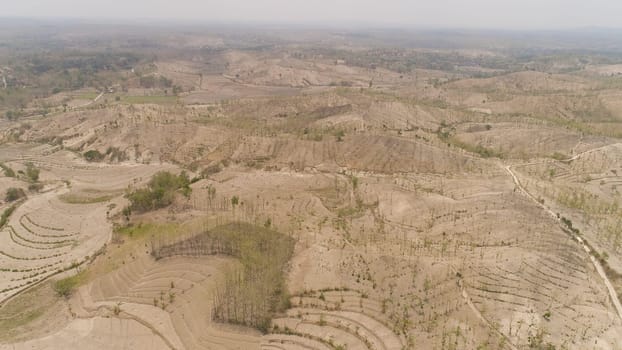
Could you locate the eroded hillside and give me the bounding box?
[1,25,622,350]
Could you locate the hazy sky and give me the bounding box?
[4,0,622,29]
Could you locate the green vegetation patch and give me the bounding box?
[125,171,191,213]
[52,271,87,298]
[437,126,504,158]
[120,95,178,105]
[83,150,105,162]
[24,162,40,182]
[83,147,128,163]
[115,222,182,241]
[155,222,295,333]
[0,163,16,177]
[59,192,116,204]
[75,92,99,100]
[0,205,16,229]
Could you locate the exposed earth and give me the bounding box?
[1,23,622,349]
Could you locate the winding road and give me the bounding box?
[504,156,622,321]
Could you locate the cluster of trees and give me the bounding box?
[301,47,516,75]
[560,216,580,235]
[1,51,143,110]
[26,52,139,75]
[125,171,191,213]
[1,162,41,193]
[136,75,182,95]
[83,147,128,163]
[139,76,172,89]
[83,150,105,162]
[155,222,295,333]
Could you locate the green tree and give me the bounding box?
[25,163,39,182]
[83,150,105,162]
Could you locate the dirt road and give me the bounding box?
[74,91,104,108]
[504,161,622,321]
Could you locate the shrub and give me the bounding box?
[53,274,81,298]
[5,187,26,202]
[335,130,345,142]
[561,216,580,234]
[122,206,132,220]
[28,183,44,192]
[350,175,359,190]
[83,150,105,162]
[25,162,39,182]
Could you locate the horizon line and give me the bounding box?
[2,15,622,33]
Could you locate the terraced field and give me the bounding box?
[72,255,260,350]
[267,290,406,350]
[0,147,176,304]
[0,189,108,301]
[325,171,622,349]
[77,250,409,350]
[0,317,172,350]
[231,134,483,174]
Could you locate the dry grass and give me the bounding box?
[59,193,116,204]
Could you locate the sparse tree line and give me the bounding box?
[153,222,295,333]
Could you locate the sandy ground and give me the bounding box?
[0,317,171,350]
[3,50,622,350]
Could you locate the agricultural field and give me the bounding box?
[1,22,622,350]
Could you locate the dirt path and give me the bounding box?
[568,142,621,161]
[504,161,622,321]
[435,261,519,350]
[460,286,518,350]
[73,91,104,109]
